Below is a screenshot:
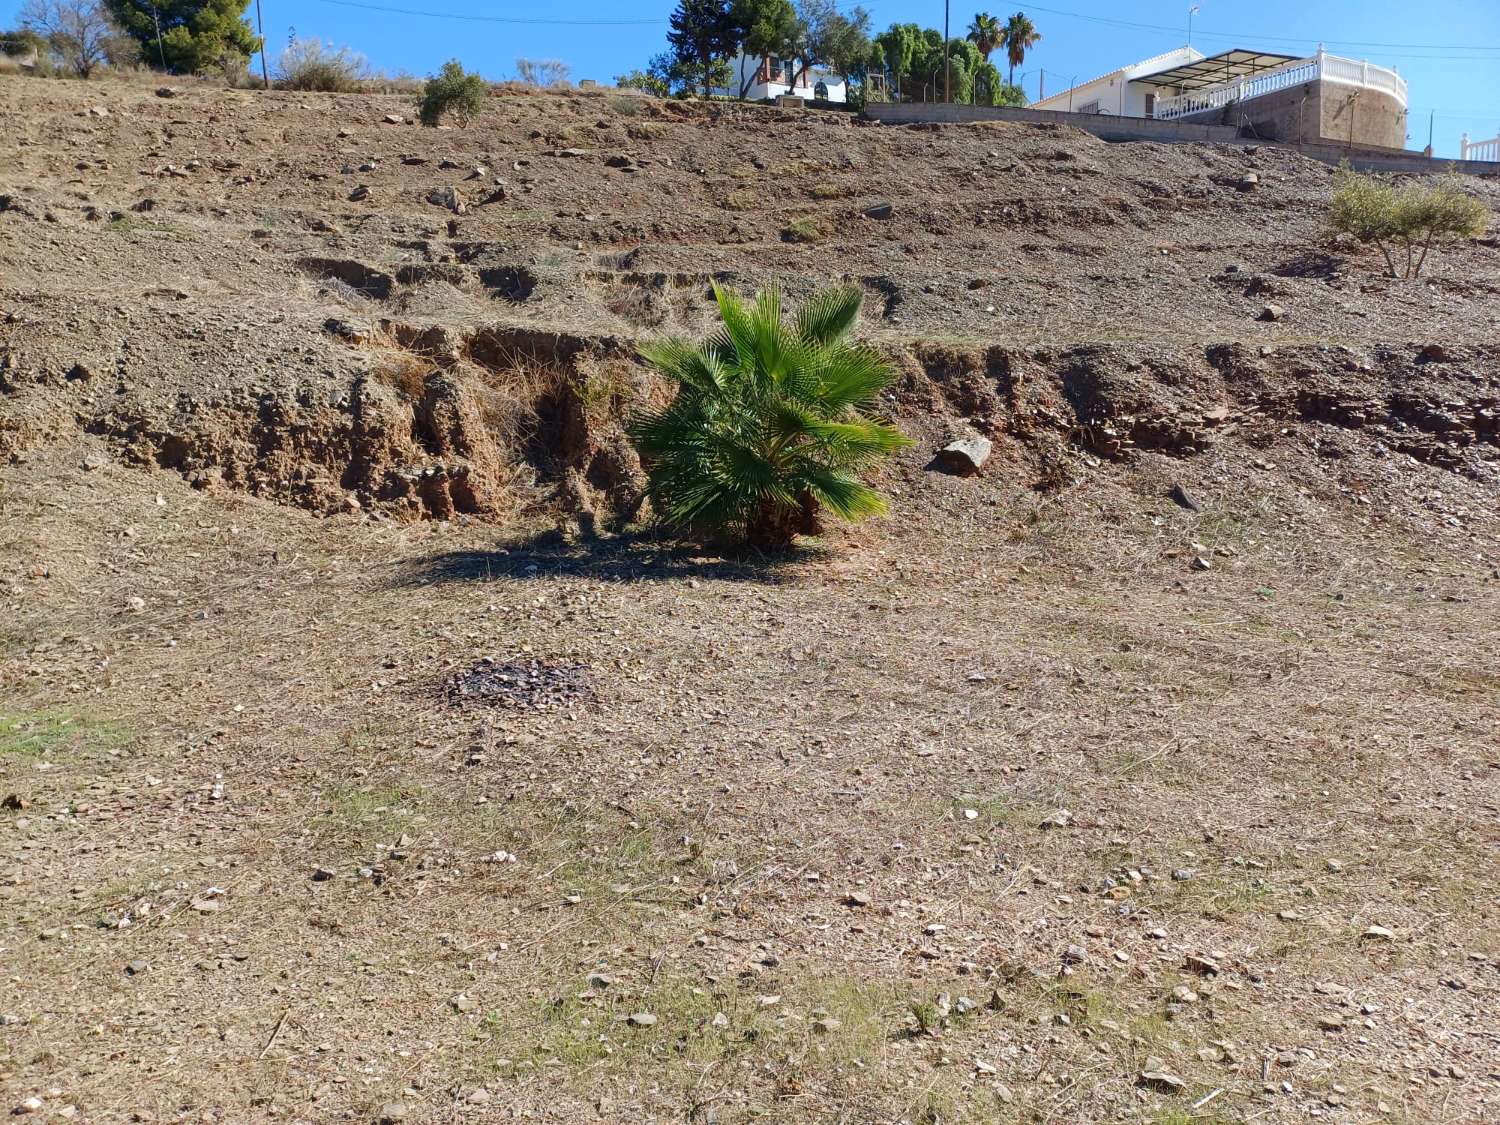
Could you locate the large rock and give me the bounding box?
[932,435,992,476]
[426,185,466,214]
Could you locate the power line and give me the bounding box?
[1020,1,1500,56]
[309,0,668,26]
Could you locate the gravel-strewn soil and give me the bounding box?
[1,75,1498,1125]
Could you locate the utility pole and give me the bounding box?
[150,2,166,71]
[942,0,951,103]
[255,0,269,89]
[1187,4,1199,46]
[1039,69,1044,99]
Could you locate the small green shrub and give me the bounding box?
[416,59,486,127]
[1329,164,1489,278]
[782,216,825,243]
[275,38,370,92]
[628,284,910,550]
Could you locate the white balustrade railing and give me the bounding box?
[1155,50,1407,122]
[1462,132,1500,162]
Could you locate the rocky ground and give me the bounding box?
[1,75,1498,1124]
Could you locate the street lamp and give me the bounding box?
[1187,5,1200,47]
[943,0,951,103]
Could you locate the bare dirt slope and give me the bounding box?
[2,76,1499,1125]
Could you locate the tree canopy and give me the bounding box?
[666,0,735,98]
[104,0,258,73]
[966,11,1001,60]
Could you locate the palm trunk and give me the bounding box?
[745,494,820,551]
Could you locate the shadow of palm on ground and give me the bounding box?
[394,530,823,587]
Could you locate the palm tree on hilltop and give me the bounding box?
[1002,10,1040,86]
[967,12,1002,61]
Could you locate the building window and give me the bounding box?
[1078,99,1100,114]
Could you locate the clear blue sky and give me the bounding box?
[4,0,1498,155]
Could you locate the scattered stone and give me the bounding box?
[1185,953,1220,975]
[154,86,177,98]
[1170,868,1195,881]
[1171,985,1199,1004]
[1278,909,1304,921]
[451,993,478,1013]
[382,113,404,124]
[1318,1014,1346,1031]
[465,1088,491,1105]
[125,959,148,975]
[1039,808,1073,829]
[82,451,107,472]
[812,1016,841,1034]
[1259,303,1284,322]
[348,185,370,202]
[1190,555,1213,571]
[13,1098,45,1116]
[843,890,871,908]
[862,201,894,220]
[1238,172,1260,191]
[1169,482,1201,511]
[376,1102,408,1124]
[1062,944,1088,965]
[311,866,335,881]
[426,185,466,214]
[1138,1061,1185,1092]
[85,106,109,118]
[932,435,992,476]
[2,794,25,810]
[626,1011,657,1027]
[1361,925,1395,941]
[710,1011,729,1028]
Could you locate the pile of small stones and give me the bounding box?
[442,656,594,711]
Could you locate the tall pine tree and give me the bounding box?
[104,0,258,74]
[668,0,733,98]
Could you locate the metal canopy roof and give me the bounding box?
[1133,48,1304,90]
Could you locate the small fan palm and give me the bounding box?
[629,283,910,550]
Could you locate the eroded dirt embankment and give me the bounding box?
[4,313,1497,525]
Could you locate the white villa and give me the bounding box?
[715,53,848,103]
[1031,45,1409,150]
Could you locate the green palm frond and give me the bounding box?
[629,283,912,549]
[794,284,863,345]
[798,468,890,521]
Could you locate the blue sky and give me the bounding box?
[4,0,1497,155]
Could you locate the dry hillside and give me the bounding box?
[1,76,1498,1125]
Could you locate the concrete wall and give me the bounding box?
[1320,85,1406,150]
[1178,81,1407,149]
[858,101,1500,175]
[862,101,1240,144]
